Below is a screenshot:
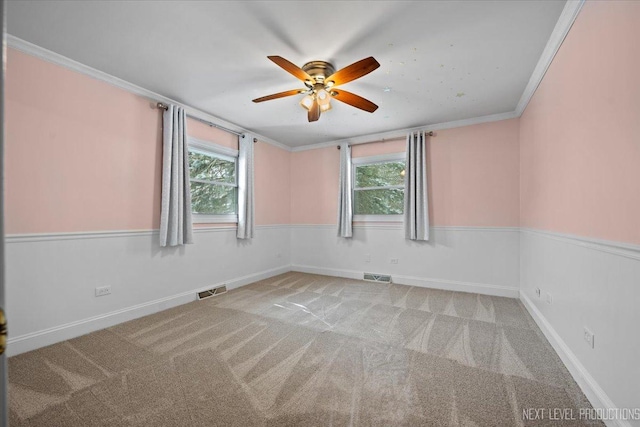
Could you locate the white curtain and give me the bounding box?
[404,131,429,241]
[160,105,193,247]
[237,133,255,239]
[337,143,353,238]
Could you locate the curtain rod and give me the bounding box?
[156,102,257,142]
[337,131,435,149]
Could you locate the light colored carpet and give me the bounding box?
[8,272,603,426]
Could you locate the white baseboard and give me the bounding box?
[8,262,518,357]
[291,264,519,298]
[393,273,519,298]
[520,293,628,427]
[7,265,290,357]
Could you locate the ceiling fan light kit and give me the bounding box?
[253,56,380,122]
[299,94,314,111]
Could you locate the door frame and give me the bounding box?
[0,0,8,425]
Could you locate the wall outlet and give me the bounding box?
[390,258,399,264]
[535,287,541,298]
[583,327,595,348]
[545,292,553,305]
[95,286,111,297]
[365,254,371,263]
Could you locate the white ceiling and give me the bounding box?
[7,1,566,148]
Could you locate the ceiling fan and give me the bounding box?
[252,56,380,122]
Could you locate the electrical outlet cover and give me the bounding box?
[583,327,595,348]
[95,286,111,297]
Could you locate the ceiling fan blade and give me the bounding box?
[325,57,380,86]
[308,98,320,122]
[331,89,378,113]
[252,89,305,103]
[268,56,312,82]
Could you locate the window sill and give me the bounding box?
[353,215,403,222]
[192,214,238,224]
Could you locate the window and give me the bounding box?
[188,138,238,223]
[353,153,405,221]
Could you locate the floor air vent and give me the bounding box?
[363,273,392,284]
[197,285,227,300]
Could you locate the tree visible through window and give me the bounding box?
[188,149,237,215]
[353,159,405,215]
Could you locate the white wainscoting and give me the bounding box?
[290,224,520,298]
[520,229,640,427]
[5,225,291,356]
[7,221,637,425]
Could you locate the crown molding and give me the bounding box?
[290,111,519,152]
[6,34,292,152]
[288,0,584,153]
[8,0,583,153]
[515,0,585,115]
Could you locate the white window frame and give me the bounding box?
[188,137,239,223]
[352,152,406,222]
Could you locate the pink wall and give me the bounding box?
[520,1,640,245]
[255,140,291,225]
[431,119,520,226]
[352,138,405,158]
[5,48,290,234]
[6,49,163,234]
[291,119,520,226]
[182,126,291,227]
[6,44,532,233]
[290,146,340,224]
[187,118,237,150]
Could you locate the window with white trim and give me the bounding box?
[352,152,405,221]
[188,138,238,223]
